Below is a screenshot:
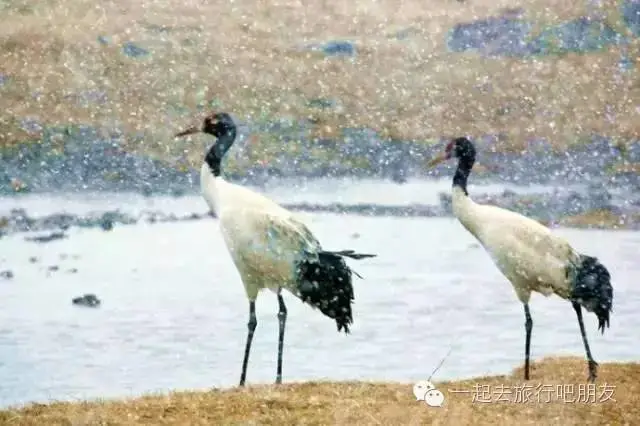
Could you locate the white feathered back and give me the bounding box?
[200,164,321,299]
[452,186,580,301]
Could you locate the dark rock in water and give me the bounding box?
[48,265,59,272]
[122,42,150,58]
[29,256,38,263]
[72,294,101,308]
[622,0,640,37]
[0,270,14,280]
[100,214,115,231]
[67,268,78,274]
[25,231,67,243]
[40,214,75,231]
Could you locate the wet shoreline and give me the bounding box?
[2,127,640,235]
[0,183,638,241]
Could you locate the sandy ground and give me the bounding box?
[0,356,636,425]
[1,0,639,166]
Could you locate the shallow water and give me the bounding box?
[0,177,565,217]
[0,179,637,408]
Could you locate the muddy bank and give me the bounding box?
[1,183,639,239]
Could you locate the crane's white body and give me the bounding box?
[451,186,581,303]
[200,164,321,301]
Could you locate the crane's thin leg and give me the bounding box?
[572,302,598,383]
[239,301,257,387]
[275,290,288,385]
[524,303,533,380]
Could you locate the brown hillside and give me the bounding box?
[1,0,639,166]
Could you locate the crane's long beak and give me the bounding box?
[174,126,201,138]
[427,153,447,168]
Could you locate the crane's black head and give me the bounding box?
[174,111,236,139]
[427,137,476,194]
[202,112,236,138]
[174,111,238,176]
[427,136,476,168]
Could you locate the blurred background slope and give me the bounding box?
[0,0,639,190]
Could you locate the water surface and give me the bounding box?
[0,180,636,408]
[0,177,565,217]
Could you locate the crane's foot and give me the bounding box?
[587,359,598,383]
[275,375,282,385]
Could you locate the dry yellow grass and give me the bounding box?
[558,209,640,229]
[1,356,637,425]
[1,0,639,166]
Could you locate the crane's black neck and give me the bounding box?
[204,128,237,177]
[453,151,475,196]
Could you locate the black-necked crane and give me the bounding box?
[427,137,613,383]
[174,112,376,387]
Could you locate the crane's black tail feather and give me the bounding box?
[324,250,377,260]
[571,254,613,334]
[295,250,376,334]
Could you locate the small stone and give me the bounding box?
[25,231,67,243]
[72,294,101,308]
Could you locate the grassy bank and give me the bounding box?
[1,0,640,169]
[1,356,638,425]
